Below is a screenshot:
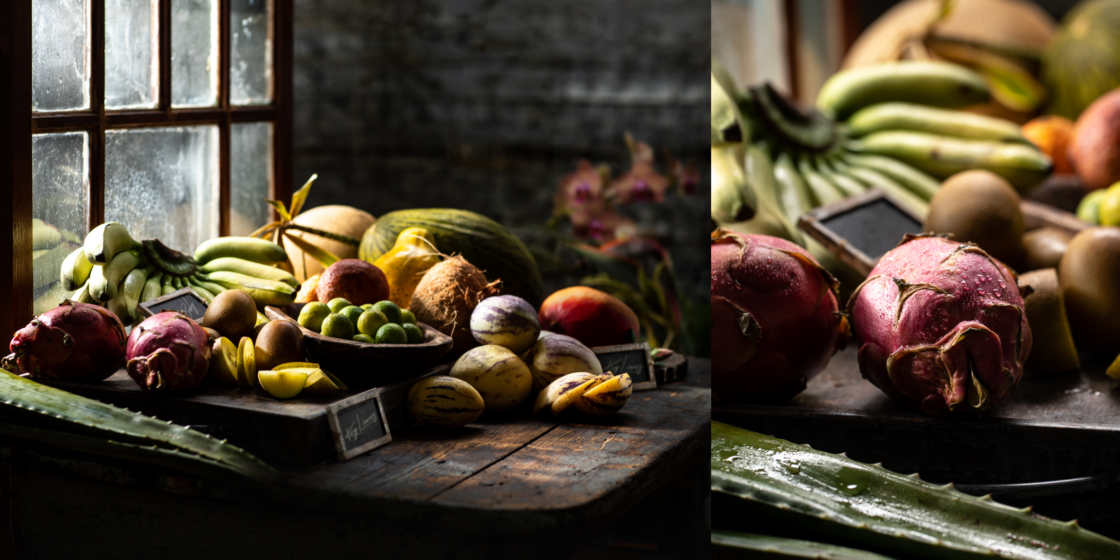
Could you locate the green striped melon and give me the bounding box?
[1043,0,1120,120]
[358,209,544,307]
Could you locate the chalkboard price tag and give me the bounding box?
[798,189,924,277]
[326,390,392,460]
[593,342,657,391]
[137,288,209,323]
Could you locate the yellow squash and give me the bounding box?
[372,227,440,309]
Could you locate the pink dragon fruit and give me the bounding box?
[711,229,848,402]
[126,312,211,394]
[7,300,127,381]
[849,234,1032,416]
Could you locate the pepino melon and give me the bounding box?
[359,209,544,308]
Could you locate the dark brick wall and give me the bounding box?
[291,0,710,305]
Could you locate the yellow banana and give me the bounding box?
[60,246,95,290]
[83,222,138,264]
[88,250,144,302]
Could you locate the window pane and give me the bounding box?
[105,0,159,110]
[172,0,218,107]
[230,123,273,236]
[105,127,219,255]
[230,0,272,105]
[32,0,91,111]
[32,133,89,314]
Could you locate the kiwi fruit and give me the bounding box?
[1058,227,1120,353]
[201,290,257,341]
[923,170,1024,267]
[1021,227,1073,272]
[1019,269,1079,375]
[254,320,306,371]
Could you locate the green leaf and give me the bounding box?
[283,232,339,268]
[249,221,281,240]
[267,200,291,222]
[289,174,318,218]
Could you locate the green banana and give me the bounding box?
[849,131,1053,190]
[200,271,296,307]
[161,274,175,296]
[194,237,288,265]
[189,274,228,298]
[109,264,153,324]
[745,142,803,243]
[846,102,1028,143]
[88,250,144,302]
[83,222,138,264]
[816,61,990,120]
[750,83,837,150]
[199,257,300,289]
[711,145,755,224]
[32,218,62,250]
[835,160,930,217]
[797,154,845,207]
[712,421,1120,560]
[141,271,164,304]
[816,156,866,198]
[712,530,896,560]
[843,153,940,200]
[60,246,94,290]
[187,281,216,303]
[771,152,815,227]
[172,276,184,290]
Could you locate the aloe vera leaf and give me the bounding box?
[0,369,279,481]
[712,529,897,560]
[711,421,1120,560]
[0,421,267,487]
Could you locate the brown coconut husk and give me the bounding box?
[410,255,501,357]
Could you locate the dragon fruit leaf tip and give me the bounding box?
[125,311,212,394]
[848,234,1031,416]
[710,228,849,403]
[9,300,127,382]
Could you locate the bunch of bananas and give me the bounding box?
[713,61,1053,246]
[60,223,297,325]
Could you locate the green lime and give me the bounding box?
[361,303,374,310]
[1100,183,1120,226]
[297,302,331,333]
[1078,189,1107,224]
[400,309,417,325]
[320,313,355,339]
[339,305,365,326]
[375,323,408,344]
[373,300,402,324]
[327,298,352,313]
[352,334,375,344]
[402,323,424,344]
[357,309,389,336]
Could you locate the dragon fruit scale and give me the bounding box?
[126,312,211,394]
[849,234,1032,416]
[711,229,849,403]
[8,300,127,381]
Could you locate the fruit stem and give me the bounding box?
[282,224,361,246]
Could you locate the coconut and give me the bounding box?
[410,256,501,357]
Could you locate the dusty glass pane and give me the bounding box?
[105,0,159,109]
[230,123,273,236]
[31,133,90,314]
[230,0,272,105]
[172,0,218,107]
[32,0,91,111]
[105,127,219,255]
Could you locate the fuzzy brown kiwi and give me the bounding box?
[1059,227,1120,353]
[253,320,306,371]
[200,290,257,341]
[923,170,1025,267]
[1021,227,1073,272]
[1019,268,1079,374]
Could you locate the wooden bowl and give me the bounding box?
[264,303,453,386]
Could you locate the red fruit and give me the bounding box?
[126,312,212,394]
[711,229,847,402]
[849,235,1031,416]
[538,287,639,348]
[317,259,390,306]
[1070,88,1120,191]
[8,300,127,381]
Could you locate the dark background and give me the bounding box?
[290,0,710,310]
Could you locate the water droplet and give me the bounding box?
[994,291,1001,298]
[979,289,985,295]
[963,288,969,292]
[782,462,801,474]
[724,455,742,463]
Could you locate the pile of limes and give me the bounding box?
[297,298,426,344]
[1078,182,1120,226]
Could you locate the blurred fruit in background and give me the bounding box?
[1021,115,1075,174]
[1043,0,1120,120]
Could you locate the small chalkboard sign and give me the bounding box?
[137,287,209,322]
[593,342,657,391]
[325,390,392,460]
[798,189,924,276]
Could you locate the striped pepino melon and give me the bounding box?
[359,209,544,308]
[407,376,485,428]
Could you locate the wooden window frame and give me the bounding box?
[2,0,293,334]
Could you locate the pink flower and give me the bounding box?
[555,160,608,214]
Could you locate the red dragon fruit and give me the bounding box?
[126,312,211,394]
[7,300,127,381]
[849,234,1032,416]
[711,229,848,402]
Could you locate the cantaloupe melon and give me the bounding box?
[282,205,375,282]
